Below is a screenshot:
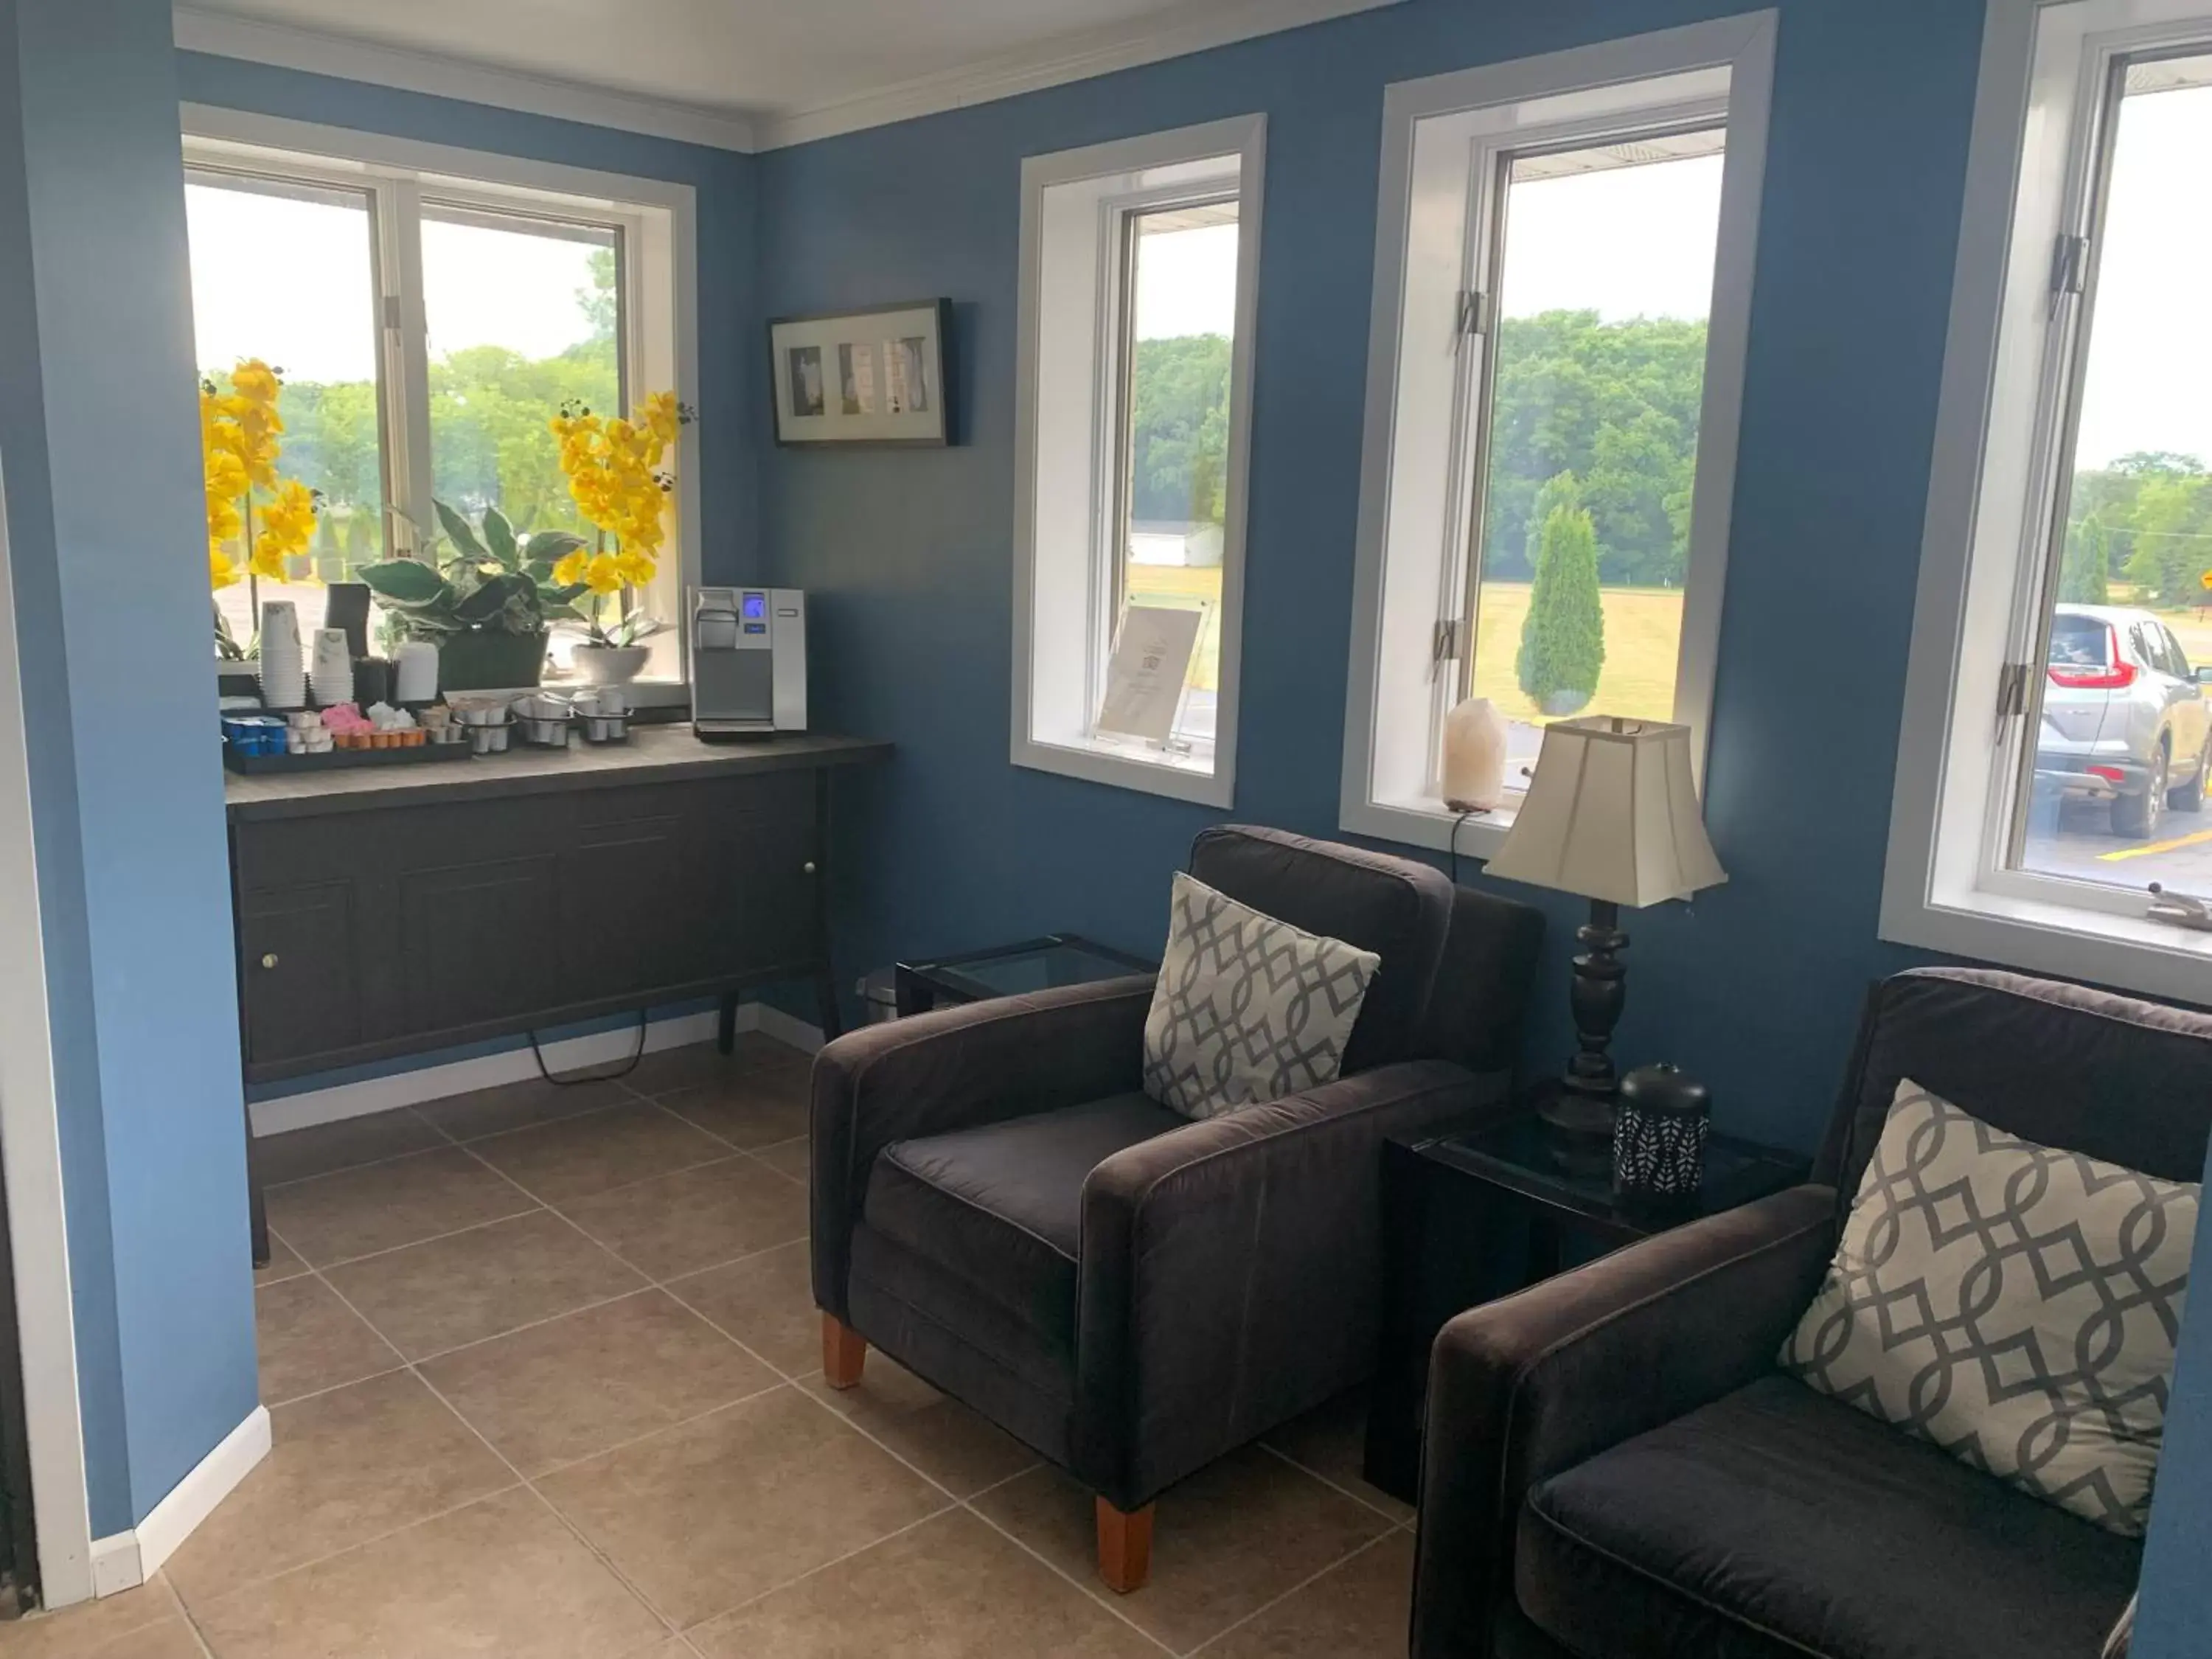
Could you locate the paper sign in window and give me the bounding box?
[1096,605,1203,743]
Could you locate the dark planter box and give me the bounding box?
[436,627,548,692]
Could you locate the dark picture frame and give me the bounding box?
[768,298,953,448]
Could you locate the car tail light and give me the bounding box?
[2048,624,2139,689]
[2089,765,2127,785]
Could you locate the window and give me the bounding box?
[181,108,698,690]
[1885,0,2212,1001]
[1339,18,1776,858]
[1012,116,1265,807]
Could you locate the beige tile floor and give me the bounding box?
[0,1035,1414,1658]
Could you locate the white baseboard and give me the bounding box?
[748,999,827,1056]
[250,1002,827,1138]
[90,1405,271,1596]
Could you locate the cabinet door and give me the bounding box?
[695,773,821,981]
[559,808,688,1001]
[239,880,363,1067]
[395,853,563,1035]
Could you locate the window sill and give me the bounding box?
[1012,732,1230,807]
[1340,792,1519,861]
[1880,879,2212,1008]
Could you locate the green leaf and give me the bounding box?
[358,560,456,608]
[545,582,591,607]
[481,506,519,570]
[523,530,585,563]
[433,500,487,566]
[540,601,590,624]
[453,572,529,625]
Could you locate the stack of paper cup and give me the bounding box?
[310,627,354,708]
[257,601,305,709]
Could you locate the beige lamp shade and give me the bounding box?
[1484,716,1726,908]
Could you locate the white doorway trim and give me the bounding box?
[0,451,93,1605]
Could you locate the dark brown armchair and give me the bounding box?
[810,825,1543,1590]
[1413,967,2211,1658]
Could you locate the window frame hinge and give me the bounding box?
[1433,617,1464,664]
[1996,660,2032,721]
[2050,233,2090,302]
[1455,289,1492,341]
[382,293,404,331]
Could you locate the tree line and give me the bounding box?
[2062,451,2212,607]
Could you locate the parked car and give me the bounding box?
[2039,603,2212,838]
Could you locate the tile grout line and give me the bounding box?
[683,1500,964,1637]
[1181,1526,1401,1658]
[1254,1439,1413,1526]
[299,1251,693,1642]
[272,1199,548,1274]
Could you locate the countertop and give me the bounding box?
[224,725,892,822]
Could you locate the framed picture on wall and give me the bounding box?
[768,299,953,447]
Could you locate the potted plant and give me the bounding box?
[356,503,589,692]
[547,390,694,686]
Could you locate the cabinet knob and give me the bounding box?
[259,953,279,970]
[802,860,818,875]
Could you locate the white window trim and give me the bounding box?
[1338,15,1776,858]
[1881,0,2212,1004]
[179,105,701,698]
[1010,114,1265,809]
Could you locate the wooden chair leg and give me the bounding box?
[821,1313,866,1389]
[1095,1498,1154,1593]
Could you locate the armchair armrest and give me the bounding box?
[1075,1058,1507,1510]
[810,975,1155,1320]
[1410,1182,1837,1659]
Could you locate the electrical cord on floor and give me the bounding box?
[527,1005,649,1085]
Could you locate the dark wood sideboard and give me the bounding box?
[225,727,890,1086]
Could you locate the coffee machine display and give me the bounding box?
[692,587,807,739]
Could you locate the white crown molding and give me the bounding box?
[757,0,1402,149]
[174,0,1403,157]
[172,6,761,152]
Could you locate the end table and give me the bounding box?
[894,934,1156,1016]
[1362,1096,1809,1503]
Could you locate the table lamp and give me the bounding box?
[1484,716,1727,1147]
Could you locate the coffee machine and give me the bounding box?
[691,587,807,738]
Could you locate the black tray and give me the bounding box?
[221,740,474,776]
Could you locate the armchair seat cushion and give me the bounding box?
[1517,1374,2140,1659]
[863,1092,1183,1349]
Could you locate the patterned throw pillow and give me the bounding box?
[1779,1079,2197,1537]
[1141,871,1381,1121]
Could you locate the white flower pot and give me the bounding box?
[571,644,650,686]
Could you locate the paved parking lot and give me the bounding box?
[2022,796,2212,893]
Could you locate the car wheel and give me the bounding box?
[2170,734,2211,814]
[2115,742,2169,838]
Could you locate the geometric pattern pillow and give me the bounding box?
[1141,870,1380,1121]
[1779,1079,2197,1537]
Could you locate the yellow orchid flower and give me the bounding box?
[582,552,625,596]
[613,549,656,587]
[551,549,590,588]
[641,391,681,446]
[210,547,242,589]
[229,358,282,407]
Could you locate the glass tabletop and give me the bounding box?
[899,934,1156,1004]
[1420,1107,1810,1236]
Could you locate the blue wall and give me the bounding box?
[757,0,1974,1154]
[2136,1134,2212,1658]
[1,0,260,1532]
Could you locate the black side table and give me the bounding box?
[1362,1099,1810,1503]
[894,934,1156,1015]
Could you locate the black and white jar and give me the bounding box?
[1612,1063,1711,1200]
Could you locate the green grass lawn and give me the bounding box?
[1470,581,1684,726]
